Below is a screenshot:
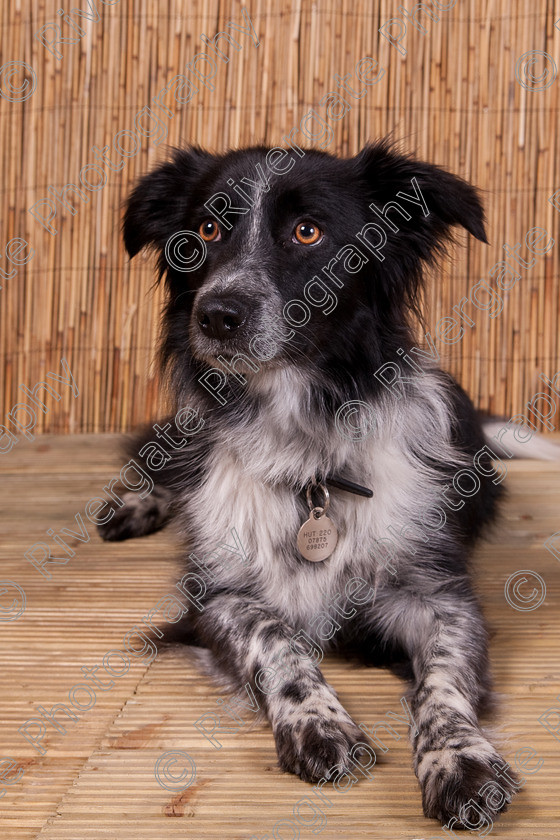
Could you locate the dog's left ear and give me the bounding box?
[354,141,488,258]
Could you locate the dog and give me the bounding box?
[98,140,553,825]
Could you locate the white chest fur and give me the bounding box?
[182,367,465,630]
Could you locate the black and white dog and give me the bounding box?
[99,141,550,824]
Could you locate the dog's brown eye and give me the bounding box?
[293,222,323,245]
[199,220,221,242]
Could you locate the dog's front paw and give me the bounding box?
[273,690,365,783]
[97,489,172,542]
[419,747,519,826]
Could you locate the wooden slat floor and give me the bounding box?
[1,434,559,839]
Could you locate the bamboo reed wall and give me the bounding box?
[1,0,559,435]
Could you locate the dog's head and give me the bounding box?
[124,141,486,391]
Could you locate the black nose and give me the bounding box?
[196,295,249,341]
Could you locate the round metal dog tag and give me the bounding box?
[297,509,338,562]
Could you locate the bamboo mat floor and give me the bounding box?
[1,434,559,840]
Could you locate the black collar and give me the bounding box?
[324,474,373,498]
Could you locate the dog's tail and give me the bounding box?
[482,419,560,460]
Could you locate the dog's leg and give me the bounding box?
[375,580,519,825]
[97,486,173,542]
[97,418,192,542]
[191,592,366,782]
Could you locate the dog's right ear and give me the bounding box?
[123,147,213,258]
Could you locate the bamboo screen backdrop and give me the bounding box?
[1,0,559,435]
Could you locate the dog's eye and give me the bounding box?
[293,222,323,246]
[199,220,221,242]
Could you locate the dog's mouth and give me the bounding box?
[190,337,279,371]
[188,322,269,370]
